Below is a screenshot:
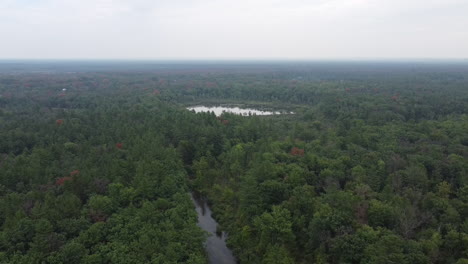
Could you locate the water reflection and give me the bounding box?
[187,105,283,117]
[191,192,237,264]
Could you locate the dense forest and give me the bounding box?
[0,62,467,263]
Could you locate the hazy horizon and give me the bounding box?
[1,58,468,62]
[1,0,468,60]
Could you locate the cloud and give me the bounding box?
[0,0,467,59]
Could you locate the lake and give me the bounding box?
[187,105,285,116]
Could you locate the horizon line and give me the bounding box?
[1,58,468,63]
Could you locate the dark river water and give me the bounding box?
[191,192,237,264]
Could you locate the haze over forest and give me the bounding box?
[1,0,468,60]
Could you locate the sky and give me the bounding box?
[1,0,467,60]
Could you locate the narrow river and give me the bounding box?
[191,192,237,264]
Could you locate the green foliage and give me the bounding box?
[0,63,467,263]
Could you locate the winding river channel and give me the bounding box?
[191,192,237,264]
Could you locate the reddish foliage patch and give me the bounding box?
[89,210,107,222]
[55,176,72,186]
[93,178,110,194]
[153,89,160,95]
[356,202,369,225]
[345,88,351,92]
[22,200,34,215]
[70,170,80,176]
[116,143,123,149]
[217,116,229,125]
[56,119,64,125]
[290,147,305,156]
[205,81,217,88]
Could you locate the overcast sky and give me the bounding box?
[1,0,467,60]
